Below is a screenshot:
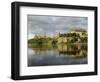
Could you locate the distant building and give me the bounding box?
[33,29,87,44]
[56,30,87,44]
[34,33,47,39]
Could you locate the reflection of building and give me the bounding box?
[57,44,87,58]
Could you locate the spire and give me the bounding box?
[58,32,60,37]
[34,34,38,39]
[44,32,46,38]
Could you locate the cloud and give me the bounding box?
[28,15,88,38]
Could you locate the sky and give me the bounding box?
[28,15,88,39]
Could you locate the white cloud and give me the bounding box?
[28,15,88,38]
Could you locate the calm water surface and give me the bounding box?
[28,44,87,66]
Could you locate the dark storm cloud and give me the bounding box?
[28,15,88,39]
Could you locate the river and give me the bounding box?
[28,44,87,66]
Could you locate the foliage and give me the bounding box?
[28,32,87,47]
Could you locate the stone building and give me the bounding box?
[56,30,87,44]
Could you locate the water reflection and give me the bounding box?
[28,44,87,66]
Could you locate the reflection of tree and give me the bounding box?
[28,31,88,59]
[57,44,87,58]
[29,43,87,58]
